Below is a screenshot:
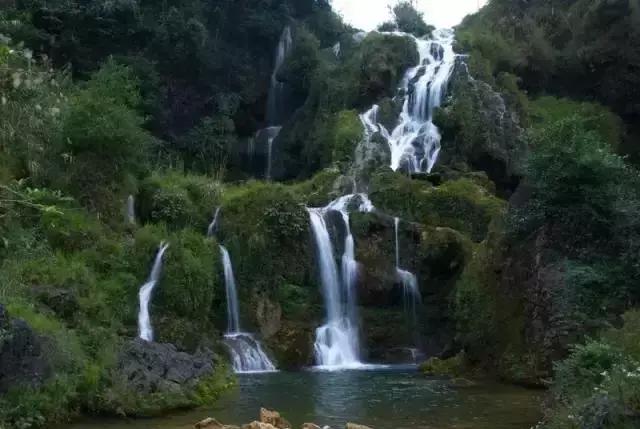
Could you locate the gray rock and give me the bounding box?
[114,338,217,396]
[0,304,51,393]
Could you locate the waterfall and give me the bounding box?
[220,245,241,333]
[332,42,341,58]
[308,194,374,369]
[366,29,456,173]
[267,26,293,125]
[254,26,293,179]
[138,242,170,342]
[126,195,135,225]
[394,218,421,336]
[207,207,221,237]
[219,245,277,373]
[255,126,282,180]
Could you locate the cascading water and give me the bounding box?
[267,26,293,125]
[207,207,221,237]
[308,194,374,369]
[255,126,282,180]
[219,245,277,373]
[138,242,169,342]
[254,26,293,179]
[394,218,421,347]
[126,195,135,225]
[362,29,456,173]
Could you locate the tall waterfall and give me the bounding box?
[220,246,241,333]
[138,242,170,342]
[361,29,456,173]
[394,218,420,329]
[267,26,293,125]
[254,26,293,179]
[308,194,374,369]
[219,245,277,373]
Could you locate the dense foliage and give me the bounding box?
[2,0,640,428]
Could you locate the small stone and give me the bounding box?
[195,417,224,429]
[301,424,322,429]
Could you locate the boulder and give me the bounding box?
[260,408,292,429]
[346,424,373,429]
[0,304,51,393]
[301,424,322,429]
[31,286,79,321]
[256,296,282,339]
[113,338,217,397]
[196,418,224,429]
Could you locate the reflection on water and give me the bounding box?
[66,368,542,429]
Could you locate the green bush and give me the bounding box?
[61,60,151,215]
[529,97,623,149]
[387,1,434,37]
[137,171,221,231]
[541,311,640,429]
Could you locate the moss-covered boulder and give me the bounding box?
[97,339,233,417]
[420,353,467,377]
[369,171,505,242]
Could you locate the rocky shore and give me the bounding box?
[195,408,374,429]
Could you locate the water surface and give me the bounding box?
[69,368,542,429]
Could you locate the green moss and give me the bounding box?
[370,171,505,242]
[420,353,467,377]
[328,110,363,165]
[290,168,341,207]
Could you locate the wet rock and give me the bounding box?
[256,296,282,339]
[0,304,51,393]
[346,424,374,429]
[260,408,292,429]
[301,424,322,429]
[31,286,79,321]
[436,57,526,196]
[114,338,216,397]
[196,418,224,429]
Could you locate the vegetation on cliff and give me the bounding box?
[1,0,640,428]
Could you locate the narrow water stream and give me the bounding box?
[67,368,542,429]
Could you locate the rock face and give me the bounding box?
[114,338,216,398]
[350,212,470,361]
[0,304,51,393]
[498,225,571,376]
[436,58,526,196]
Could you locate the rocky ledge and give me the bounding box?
[195,408,374,429]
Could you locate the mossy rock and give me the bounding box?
[369,171,505,242]
[420,353,467,377]
[435,60,526,195]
